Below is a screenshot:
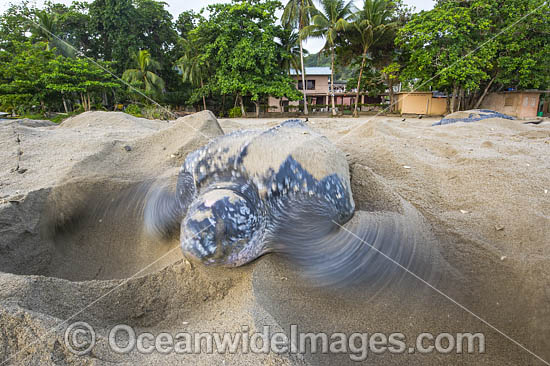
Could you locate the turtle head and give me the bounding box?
[181,187,266,266]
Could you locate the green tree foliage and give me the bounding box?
[345,65,386,97]
[397,0,550,112]
[304,52,353,81]
[87,0,178,76]
[347,0,396,116]
[334,0,409,113]
[485,0,550,91]
[122,50,166,98]
[133,0,180,86]
[301,0,354,116]
[42,56,121,111]
[0,41,118,114]
[175,10,197,38]
[278,29,303,75]
[45,1,92,54]
[31,9,76,57]
[188,0,302,117]
[2,0,546,118]
[88,0,138,73]
[177,39,209,110]
[0,41,54,114]
[0,2,35,53]
[282,0,317,115]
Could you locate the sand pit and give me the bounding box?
[0,112,549,365]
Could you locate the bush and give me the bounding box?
[142,105,174,120]
[228,106,242,118]
[124,104,142,117]
[50,111,81,124]
[73,104,84,113]
[92,103,107,111]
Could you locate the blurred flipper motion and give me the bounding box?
[266,194,443,289]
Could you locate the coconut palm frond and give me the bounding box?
[123,50,165,96]
[122,69,143,83]
[145,71,165,92]
[282,0,317,29]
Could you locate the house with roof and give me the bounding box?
[268,67,381,113]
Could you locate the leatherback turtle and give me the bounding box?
[145,120,428,286]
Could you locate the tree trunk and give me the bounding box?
[330,47,337,117]
[388,76,395,113]
[254,100,260,118]
[299,39,308,116]
[200,78,207,111]
[87,93,91,111]
[450,85,458,113]
[80,92,86,111]
[474,76,496,109]
[457,87,464,111]
[353,46,368,118]
[62,95,69,114]
[239,95,246,117]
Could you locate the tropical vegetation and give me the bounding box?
[0,0,548,120]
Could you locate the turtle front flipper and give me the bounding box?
[144,171,195,239]
[265,195,446,289]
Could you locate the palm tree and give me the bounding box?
[301,0,354,116]
[282,0,317,116]
[278,30,308,113]
[349,0,395,117]
[177,39,209,111]
[122,50,165,96]
[31,10,75,58]
[278,30,304,76]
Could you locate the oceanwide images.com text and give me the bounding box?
[65,322,485,361]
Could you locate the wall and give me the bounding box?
[269,75,331,112]
[268,96,283,112]
[481,92,540,119]
[292,74,330,95]
[396,93,447,116]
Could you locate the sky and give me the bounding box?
[0,0,435,52]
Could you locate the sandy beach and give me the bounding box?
[1,111,549,365]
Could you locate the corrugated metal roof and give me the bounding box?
[290,67,332,76]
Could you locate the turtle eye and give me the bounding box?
[181,189,259,266]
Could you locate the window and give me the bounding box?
[298,80,316,90]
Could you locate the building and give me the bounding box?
[268,67,381,113]
[395,92,447,116]
[480,90,545,119]
[395,90,549,118]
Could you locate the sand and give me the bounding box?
[0,111,549,365]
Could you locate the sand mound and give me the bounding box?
[1,118,56,128]
[1,112,549,365]
[59,111,166,130]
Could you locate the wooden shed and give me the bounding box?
[480,90,544,119]
[395,92,447,116]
